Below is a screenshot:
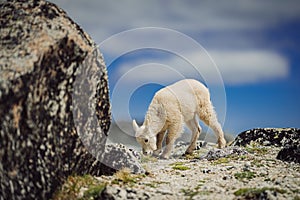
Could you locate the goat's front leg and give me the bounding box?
[160,136,175,159]
[160,126,181,159]
[153,130,166,156]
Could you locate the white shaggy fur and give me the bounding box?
[133,79,226,159]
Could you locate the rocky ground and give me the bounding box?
[55,140,300,200]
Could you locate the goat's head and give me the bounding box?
[133,120,157,155]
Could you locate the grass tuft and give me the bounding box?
[245,142,269,155]
[82,184,106,199]
[170,162,191,171]
[112,168,145,185]
[234,187,287,197]
[144,180,169,188]
[212,157,230,165]
[234,171,256,181]
[140,154,158,163]
[181,184,211,200]
[53,175,106,200]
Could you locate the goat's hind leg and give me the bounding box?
[199,103,226,148]
[185,117,201,154]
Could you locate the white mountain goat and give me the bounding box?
[133,79,226,159]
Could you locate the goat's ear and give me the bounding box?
[132,120,139,132]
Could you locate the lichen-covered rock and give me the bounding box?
[232,128,300,147]
[201,146,248,161]
[232,128,300,164]
[0,0,111,199]
[276,144,300,163]
[100,144,145,174]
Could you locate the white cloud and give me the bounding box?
[210,50,289,84]
[49,0,300,43]
[113,49,289,85]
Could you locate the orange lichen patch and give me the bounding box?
[12,101,22,128]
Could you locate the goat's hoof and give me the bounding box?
[153,150,162,157]
[159,155,169,159]
[218,142,226,149]
[183,151,193,157]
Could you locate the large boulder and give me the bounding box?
[0,0,112,199]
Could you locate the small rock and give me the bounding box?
[202,169,211,174]
[126,188,137,194]
[157,189,173,195]
[201,146,248,160]
[102,186,127,200]
[226,166,235,170]
[243,162,251,171]
[100,144,145,174]
[276,144,300,163]
[100,187,117,200]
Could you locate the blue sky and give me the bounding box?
[50,0,300,135]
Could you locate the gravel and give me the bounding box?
[94,142,300,200]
